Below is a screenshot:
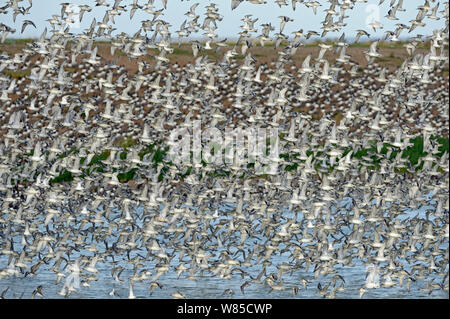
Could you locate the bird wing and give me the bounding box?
[231,0,242,10]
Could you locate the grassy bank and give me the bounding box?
[17,135,445,186]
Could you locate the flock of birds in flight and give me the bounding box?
[0,0,448,299]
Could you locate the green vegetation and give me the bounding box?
[118,168,138,183]
[56,147,79,159]
[64,67,77,73]
[207,168,230,178]
[375,54,404,67]
[49,170,74,184]
[348,41,429,49]
[93,40,111,45]
[116,137,138,148]
[138,143,157,161]
[179,166,192,180]
[204,51,220,60]
[2,38,36,45]
[332,112,343,124]
[3,70,31,79]
[88,150,110,166]
[21,133,449,186]
[120,151,128,160]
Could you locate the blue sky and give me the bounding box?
[1,0,445,40]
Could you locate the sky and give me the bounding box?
[0,0,446,41]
